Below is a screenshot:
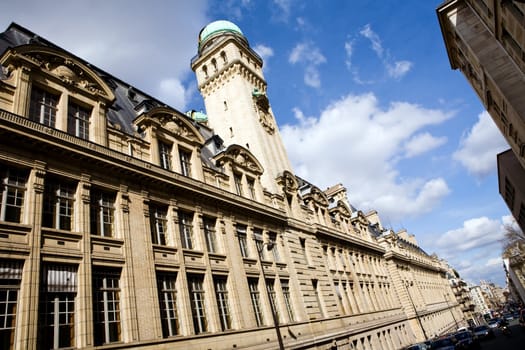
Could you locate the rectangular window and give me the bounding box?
[237,225,249,258]
[157,273,179,337]
[299,238,310,265]
[214,277,231,331]
[269,232,280,262]
[0,260,23,350]
[0,166,28,223]
[179,211,193,249]
[67,101,91,139]
[203,217,217,253]
[254,229,264,259]
[504,177,515,210]
[312,279,324,317]
[179,148,192,177]
[159,141,172,170]
[247,178,256,199]
[29,86,58,127]
[188,275,207,334]
[150,205,168,245]
[43,178,76,231]
[266,279,279,322]
[93,268,121,345]
[38,264,77,349]
[90,190,115,237]
[233,173,243,196]
[281,280,294,322]
[248,278,263,327]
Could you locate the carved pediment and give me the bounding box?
[135,107,205,145]
[214,144,264,174]
[333,200,351,217]
[276,170,298,196]
[303,186,329,207]
[1,45,115,102]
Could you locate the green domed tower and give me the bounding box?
[191,20,294,194]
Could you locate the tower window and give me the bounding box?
[202,65,208,78]
[220,51,227,63]
[211,58,217,72]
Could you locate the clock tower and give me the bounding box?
[191,20,294,194]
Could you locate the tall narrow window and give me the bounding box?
[266,279,279,322]
[0,260,23,350]
[248,278,263,326]
[253,229,264,260]
[43,178,76,231]
[90,190,115,237]
[299,238,310,265]
[157,273,179,337]
[67,101,91,139]
[188,275,207,334]
[159,141,172,170]
[281,280,294,322]
[247,178,256,199]
[233,173,243,196]
[29,86,58,127]
[214,277,231,331]
[0,166,28,223]
[150,205,168,245]
[312,279,325,318]
[93,268,121,345]
[38,264,77,349]
[179,211,194,249]
[179,148,192,177]
[269,232,280,262]
[237,225,249,258]
[203,217,217,253]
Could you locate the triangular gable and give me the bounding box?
[1,45,115,103]
[135,106,205,145]
[213,144,264,174]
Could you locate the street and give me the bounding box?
[475,320,525,350]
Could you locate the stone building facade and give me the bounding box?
[0,21,462,349]
[437,0,525,231]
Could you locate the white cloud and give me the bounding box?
[387,60,413,79]
[357,24,413,80]
[453,111,509,178]
[253,44,274,71]
[273,0,292,21]
[281,92,453,221]
[344,39,354,70]
[0,1,208,106]
[436,216,504,252]
[289,42,326,88]
[403,132,447,158]
[360,24,383,57]
[157,78,191,111]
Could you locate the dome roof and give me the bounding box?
[199,20,243,44]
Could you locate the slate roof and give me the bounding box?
[0,22,224,171]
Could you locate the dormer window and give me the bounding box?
[233,173,243,196]
[179,148,192,177]
[29,86,59,127]
[159,141,172,170]
[68,101,91,140]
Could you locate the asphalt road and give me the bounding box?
[476,320,525,350]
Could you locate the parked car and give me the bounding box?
[472,324,494,340]
[403,342,429,350]
[454,330,480,349]
[430,336,456,350]
[487,318,499,328]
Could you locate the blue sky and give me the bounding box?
[0,1,514,286]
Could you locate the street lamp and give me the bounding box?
[404,281,429,340]
[255,240,285,350]
[444,293,459,329]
